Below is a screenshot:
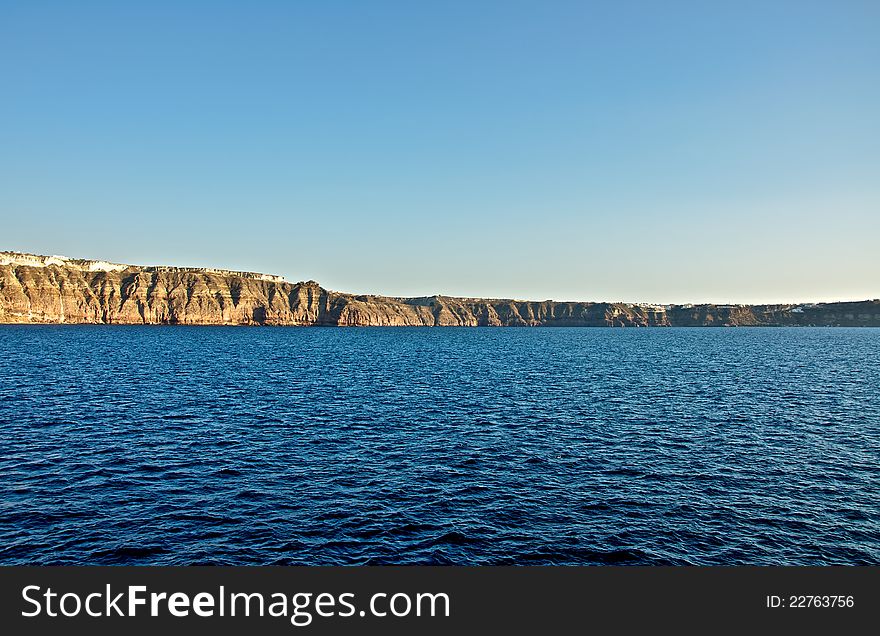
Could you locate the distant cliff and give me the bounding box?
[1,252,878,327]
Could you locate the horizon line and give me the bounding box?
[2,249,878,309]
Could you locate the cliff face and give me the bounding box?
[0,261,329,326]
[1,253,879,327]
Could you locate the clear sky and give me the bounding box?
[1,1,878,304]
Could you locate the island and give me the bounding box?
[1,251,878,327]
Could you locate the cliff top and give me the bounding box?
[2,251,878,310]
[0,251,287,283]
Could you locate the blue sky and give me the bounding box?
[1,1,878,303]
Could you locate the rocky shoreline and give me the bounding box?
[1,252,878,327]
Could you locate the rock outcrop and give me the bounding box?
[1,252,878,327]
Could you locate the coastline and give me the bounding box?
[2,251,879,327]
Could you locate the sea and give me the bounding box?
[0,325,877,565]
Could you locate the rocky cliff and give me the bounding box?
[1,252,878,327]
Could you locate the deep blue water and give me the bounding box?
[0,326,878,565]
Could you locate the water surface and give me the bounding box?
[0,326,877,565]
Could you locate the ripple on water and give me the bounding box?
[0,325,878,565]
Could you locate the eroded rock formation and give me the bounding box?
[1,252,878,327]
